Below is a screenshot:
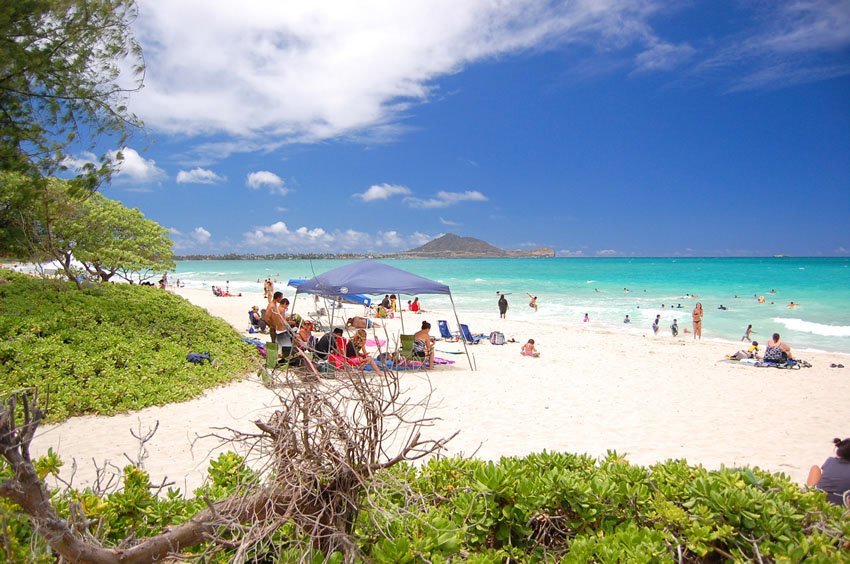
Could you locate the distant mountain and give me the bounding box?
[401,234,555,258]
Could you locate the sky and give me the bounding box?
[65,1,850,257]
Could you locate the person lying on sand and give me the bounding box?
[346,316,381,329]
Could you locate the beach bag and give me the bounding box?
[489,331,506,345]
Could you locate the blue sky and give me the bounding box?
[65,1,850,256]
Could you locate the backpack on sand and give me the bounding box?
[489,331,506,345]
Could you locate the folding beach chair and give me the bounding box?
[438,320,460,341]
[398,334,417,361]
[459,324,482,345]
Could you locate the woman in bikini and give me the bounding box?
[413,321,436,367]
[692,302,703,340]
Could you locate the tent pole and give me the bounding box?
[450,293,474,370]
[398,291,405,334]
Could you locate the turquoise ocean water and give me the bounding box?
[175,258,850,355]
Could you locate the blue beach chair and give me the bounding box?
[438,320,460,341]
[459,324,483,345]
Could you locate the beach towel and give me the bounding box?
[186,352,211,364]
[754,359,800,369]
[241,337,267,357]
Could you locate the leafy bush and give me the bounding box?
[0,271,257,421]
[2,450,848,562]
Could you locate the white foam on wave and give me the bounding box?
[474,278,486,282]
[773,317,850,337]
[586,280,595,284]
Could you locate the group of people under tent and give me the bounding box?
[253,291,440,371]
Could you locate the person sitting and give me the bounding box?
[412,321,436,367]
[806,437,850,506]
[294,320,316,352]
[346,329,383,372]
[521,339,540,357]
[375,306,389,319]
[329,329,382,372]
[249,306,267,333]
[747,341,760,359]
[346,316,381,329]
[314,328,344,361]
[764,332,794,362]
[410,297,421,313]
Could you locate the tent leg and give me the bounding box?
[450,293,474,371]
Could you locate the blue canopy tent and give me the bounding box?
[292,260,473,369]
[287,278,372,307]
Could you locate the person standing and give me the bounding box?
[498,293,508,319]
[265,292,286,361]
[652,315,660,334]
[671,319,679,337]
[692,302,704,340]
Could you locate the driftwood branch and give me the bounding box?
[1,362,453,562]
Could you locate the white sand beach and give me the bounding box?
[34,287,850,493]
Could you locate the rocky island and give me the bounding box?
[398,234,555,258]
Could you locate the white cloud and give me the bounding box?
[596,249,617,256]
[356,183,412,202]
[61,151,99,172]
[246,171,287,195]
[176,167,225,184]
[129,1,683,144]
[836,246,848,255]
[242,221,434,252]
[559,249,584,257]
[693,1,850,91]
[439,217,460,226]
[192,227,212,243]
[108,147,167,184]
[62,147,166,185]
[634,40,695,73]
[167,227,182,235]
[406,190,488,209]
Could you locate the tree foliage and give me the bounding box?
[1,175,173,285]
[0,0,144,181]
[74,192,175,282]
[0,0,145,256]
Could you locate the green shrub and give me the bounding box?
[0,271,258,421]
[2,450,848,562]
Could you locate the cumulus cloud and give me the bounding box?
[596,249,617,256]
[192,227,212,243]
[242,221,434,252]
[62,147,166,185]
[246,171,287,195]
[405,190,487,209]
[108,147,167,184]
[356,183,412,202]
[127,1,688,144]
[176,167,225,184]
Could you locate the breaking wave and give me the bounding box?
[773,317,850,337]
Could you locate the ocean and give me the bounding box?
[174,257,850,355]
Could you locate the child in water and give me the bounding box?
[521,339,540,357]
